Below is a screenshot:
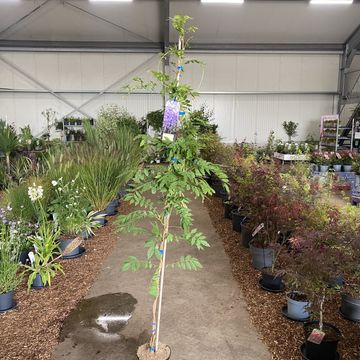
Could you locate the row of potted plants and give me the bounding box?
[210,153,359,360]
[311,151,358,173]
[0,107,142,314]
[0,174,128,312]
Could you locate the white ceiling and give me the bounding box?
[172,1,360,44]
[0,0,359,46]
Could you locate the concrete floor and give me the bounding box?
[53,198,270,360]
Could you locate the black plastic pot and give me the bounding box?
[0,291,14,311]
[108,199,119,208]
[19,250,30,265]
[231,209,246,233]
[31,274,48,289]
[260,270,284,291]
[241,224,253,248]
[340,293,360,322]
[92,211,107,227]
[82,229,93,240]
[303,321,341,360]
[212,181,226,198]
[224,202,237,219]
[329,274,344,289]
[59,238,80,257]
[104,205,118,216]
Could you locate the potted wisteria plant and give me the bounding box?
[116,15,228,360]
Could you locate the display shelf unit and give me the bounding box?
[319,115,354,152]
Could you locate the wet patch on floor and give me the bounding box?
[56,292,148,359]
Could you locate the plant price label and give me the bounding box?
[28,251,36,264]
[252,223,264,237]
[307,329,325,344]
[323,153,329,159]
[336,153,342,159]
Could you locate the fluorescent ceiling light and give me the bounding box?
[89,0,132,2]
[310,0,353,4]
[201,0,244,4]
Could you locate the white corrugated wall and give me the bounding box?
[0,51,339,143]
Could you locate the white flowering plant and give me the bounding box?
[48,177,99,236]
[275,141,313,155]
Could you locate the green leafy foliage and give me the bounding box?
[0,217,22,293]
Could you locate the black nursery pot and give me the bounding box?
[231,209,246,233]
[82,229,93,240]
[224,202,237,220]
[92,211,107,226]
[303,321,341,360]
[32,274,48,289]
[19,250,30,265]
[104,205,118,216]
[0,291,14,311]
[340,293,360,322]
[241,223,253,248]
[260,269,283,291]
[59,239,80,257]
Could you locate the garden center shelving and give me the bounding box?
[319,115,354,152]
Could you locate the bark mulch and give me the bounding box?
[205,196,360,360]
[0,202,131,360]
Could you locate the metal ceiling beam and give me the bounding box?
[189,43,344,53]
[60,53,158,120]
[0,40,161,53]
[0,54,92,118]
[63,1,155,43]
[345,24,360,68]
[0,0,53,39]
[0,40,346,53]
[338,24,360,113]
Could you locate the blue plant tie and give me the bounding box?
[150,347,156,352]
[177,65,184,71]
[159,249,164,255]
[171,157,178,163]
[179,111,185,116]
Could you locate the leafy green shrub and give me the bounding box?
[145,109,164,133]
[6,184,37,222]
[96,105,140,137]
[189,106,218,134]
[6,177,52,222]
[0,122,19,173]
[74,124,141,210]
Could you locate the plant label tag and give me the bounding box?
[336,153,342,159]
[62,237,82,256]
[162,133,174,142]
[252,223,264,237]
[33,244,38,253]
[307,329,325,344]
[349,153,353,159]
[323,153,329,160]
[28,251,35,264]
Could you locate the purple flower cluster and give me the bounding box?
[162,100,180,133]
